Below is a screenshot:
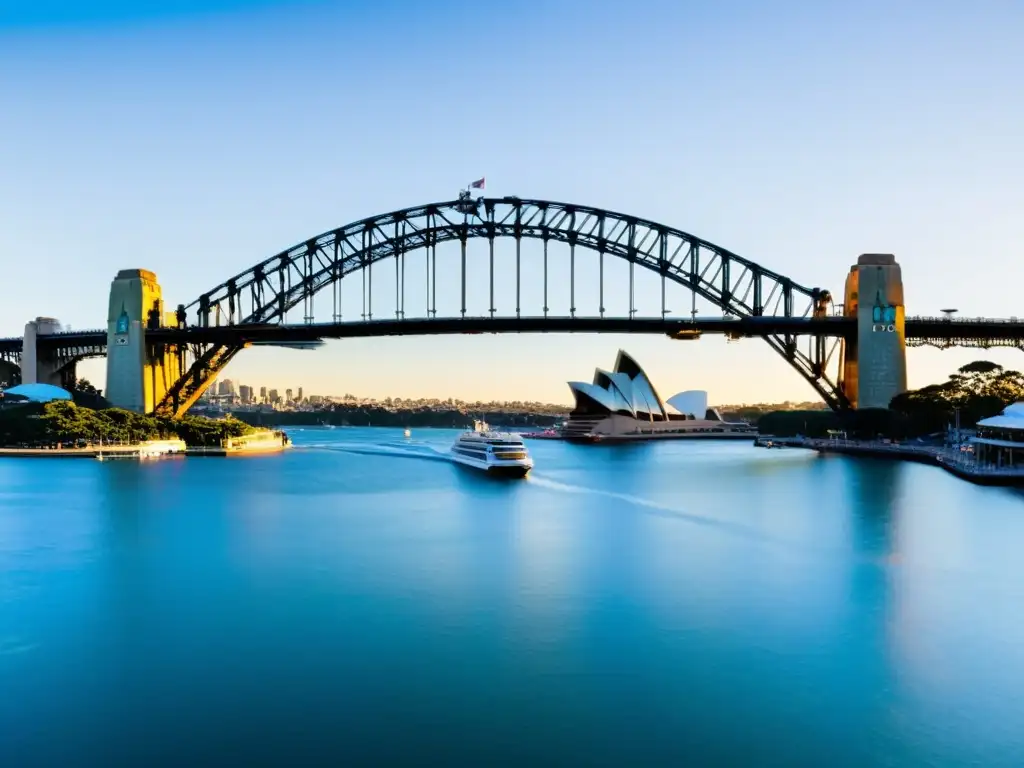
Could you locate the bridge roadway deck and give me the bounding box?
[1,316,1023,354]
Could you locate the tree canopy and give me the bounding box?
[755,360,1024,439]
[889,360,1024,435]
[0,400,255,448]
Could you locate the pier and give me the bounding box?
[186,430,291,456]
[0,430,290,460]
[0,439,186,460]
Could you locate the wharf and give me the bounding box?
[934,454,1024,486]
[0,431,290,460]
[0,446,127,459]
[754,435,806,449]
[755,436,1024,486]
[187,430,292,456]
[186,444,291,457]
[0,440,186,460]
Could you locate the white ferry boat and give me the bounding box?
[450,420,534,478]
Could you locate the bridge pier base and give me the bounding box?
[22,317,65,387]
[840,254,907,409]
[105,269,183,414]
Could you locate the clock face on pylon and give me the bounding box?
[116,306,130,335]
[871,291,897,326]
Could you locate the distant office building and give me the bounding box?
[268,388,280,404]
[285,388,293,403]
[259,386,267,403]
[239,385,253,403]
[297,387,303,403]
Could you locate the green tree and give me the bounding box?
[757,409,841,438]
[889,360,1024,435]
[0,402,46,444]
[74,378,99,396]
[1,400,257,448]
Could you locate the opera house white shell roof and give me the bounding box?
[567,350,711,420]
[666,391,709,420]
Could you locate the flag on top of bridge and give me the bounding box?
[469,177,485,190]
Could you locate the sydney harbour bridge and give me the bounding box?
[2,195,1022,418]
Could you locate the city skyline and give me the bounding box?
[194,374,825,413]
[201,375,582,408]
[4,0,1023,404]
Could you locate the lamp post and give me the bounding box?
[950,406,961,453]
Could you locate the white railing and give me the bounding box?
[804,438,939,456]
[907,315,1022,324]
[936,453,1024,476]
[803,438,1024,477]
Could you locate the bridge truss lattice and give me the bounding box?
[154,197,843,415]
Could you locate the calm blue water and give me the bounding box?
[3,428,1024,766]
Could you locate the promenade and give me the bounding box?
[0,430,289,459]
[0,441,184,459]
[756,436,1024,487]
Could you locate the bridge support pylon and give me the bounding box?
[105,269,183,414]
[839,254,907,409]
[22,317,65,387]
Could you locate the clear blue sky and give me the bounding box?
[2,0,1022,405]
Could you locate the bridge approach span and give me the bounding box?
[7,316,1023,357]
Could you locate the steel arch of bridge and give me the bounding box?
[159,197,843,416]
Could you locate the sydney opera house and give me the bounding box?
[563,350,757,442]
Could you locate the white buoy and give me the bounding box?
[404,429,411,438]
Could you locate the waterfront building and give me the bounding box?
[0,383,73,406]
[563,350,756,441]
[971,403,1024,468]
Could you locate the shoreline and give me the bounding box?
[0,429,291,460]
[758,436,1024,487]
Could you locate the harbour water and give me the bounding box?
[3,427,1024,766]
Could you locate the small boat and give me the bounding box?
[450,420,534,478]
[520,428,563,440]
[404,429,411,438]
[94,452,139,461]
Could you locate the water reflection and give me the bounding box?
[4,434,1024,764]
[845,457,903,560]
